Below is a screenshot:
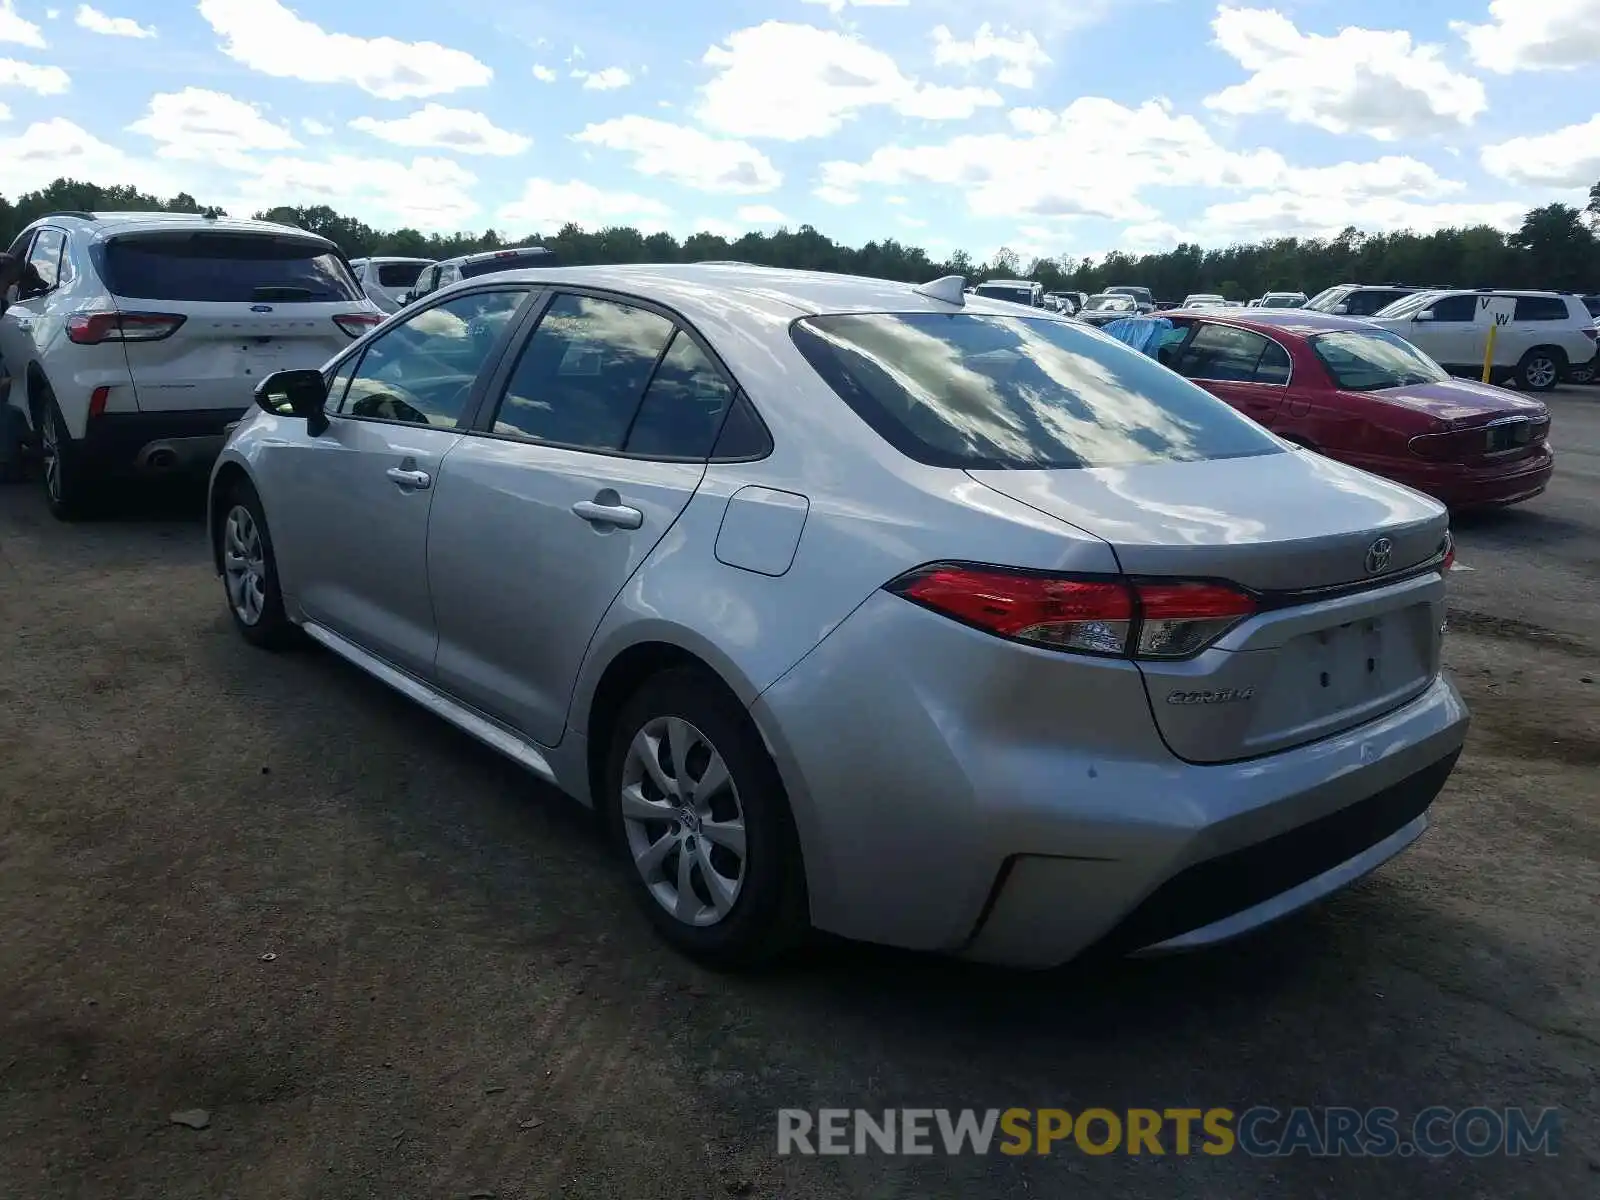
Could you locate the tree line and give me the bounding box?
[5,176,1598,302]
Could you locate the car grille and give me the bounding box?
[1090,749,1460,955]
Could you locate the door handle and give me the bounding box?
[572,499,643,529]
[385,466,432,490]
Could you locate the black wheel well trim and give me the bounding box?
[23,362,53,423]
[1522,344,1567,364]
[208,461,253,574]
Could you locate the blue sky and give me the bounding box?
[2,0,1597,262]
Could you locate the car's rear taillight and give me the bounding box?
[1582,326,1597,343]
[67,311,185,345]
[1441,532,1455,574]
[334,312,383,338]
[885,564,1256,660]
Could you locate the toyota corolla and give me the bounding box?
[208,264,1469,969]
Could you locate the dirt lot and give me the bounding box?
[1,390,1596,1199]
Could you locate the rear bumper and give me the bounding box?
[1345,446,1554,510]
[79,408,246,475]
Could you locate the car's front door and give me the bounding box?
[427,290,739,745]
[262,287,532,678]
[0,228,67,420]
[1171,322,1293,427]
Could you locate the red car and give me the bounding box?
[1146,308,1553,509]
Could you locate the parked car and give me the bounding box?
[972,279,1044,307]
[351,255,435,313]
[403,245,558,307]
[1104,285,1155,313]
[0,210,382,519]
[1076,293,1142,326]
[1146,308,1553,509]
[1256,292,1308,309]
[1043,291,1081,314]
[210,263,1466,968]
[1182,293,1226,308]
[1304,283,1427,318]
[1366,289,1599,393]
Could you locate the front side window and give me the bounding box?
[488,293,675,452]
[100,233,358,303]
[337,290,527,427]
[1311,329,1450,391]
[1426,294,1478,322]
[412,266,441,298]
[25,228,66,291]
[1175,324,1277,383]
[790,312,1282,470]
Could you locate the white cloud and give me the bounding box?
[351,104,530,156]
[0,100,10,120]
[0,57,69,93]
[819,97,1285,219]
[532,64,556,82]
[1454,0,1600,73]
[1481,114,1600,188]
[229,155,481,230]
[698,22,1002,140]
[301,117,330,135]
[574,116,780,193]
[1196,195,1528,242]
[0,117,179,196]
[1205,6,1486,141]
[499,178,671,233]
[573,65,631,90]
[931,24,1050,88]
[1,0,44,45]
[126,88,299,166]
[691,217,745,240]
[75,5,153,37]
[737,204,790,223]
[196,0,491,100]
[802,0,908,11]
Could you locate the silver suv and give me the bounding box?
[211,264,1466,968]
[1,211,381,519]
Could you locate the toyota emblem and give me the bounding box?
[1364,537,1393,575]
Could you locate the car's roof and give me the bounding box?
[1168,307,1377,336]
[479,263,1083,322]
[44,211,334,242]
[451,245,555,266]
[365,255,436,265]
[1422,288,1572,300]
[975,278,1037,287]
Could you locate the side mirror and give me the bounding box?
[1414,310,1435,322]
[1331,303,1349,315]
[255,369,329,435]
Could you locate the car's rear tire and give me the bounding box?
[36,387,97,521]
[1567,360,1596,385]
[603,667,808,969]
[219,479,295,650]
[1517,348,1564,392]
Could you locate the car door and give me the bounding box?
[427,289,739,745]
[0,228,67,400]
[1171,322,1292,427]
[1406,293,1480,373]
[260,286,533,678]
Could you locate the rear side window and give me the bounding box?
[791,312,1281,470]
[1513,296,1569,322]
[377,262,428,288]
[1176,324,1286,384]
[100,233,360,303]
[624,332,737,458]
[462,249,556,279]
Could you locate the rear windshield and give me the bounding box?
[377,262,428,288]
[1311,329,1449,391]
[101,233,359,303]
[974,284,1036,306]
[791,312,1283,470]
[461,249,556,279]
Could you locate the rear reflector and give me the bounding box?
[1441,532,1455,573]
[88,386,110,418]
[886,563,1257,660]
[1583,327,1598,342]
[66,311,185,345]
[334,312,383,338]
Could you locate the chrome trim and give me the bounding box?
[300,621,556,783]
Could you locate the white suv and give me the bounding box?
[351,256,435,313]
[1367,289,1599,393]
[1,211,383,519]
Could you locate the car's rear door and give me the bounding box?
[260,286,534,678]
[426,289,740,745]
[1171,322,1293,427]
[98,229,367,414]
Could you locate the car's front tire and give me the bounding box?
[1517,347,1564,392]
[219,480,295,650]
[604,668,808,968]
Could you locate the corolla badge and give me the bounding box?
[1364,536,1394,575]
[1166,688,1255,706]
[250,304,274,312]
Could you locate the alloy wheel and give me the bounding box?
[40,412,61,503]
[620,716,747,927]
[222,504,268,626]
[1525,357,1557,389]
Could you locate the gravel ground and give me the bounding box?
[1,389,1596,1199]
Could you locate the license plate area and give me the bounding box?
[1485,418,1541,453]
[1302,617,1395,709]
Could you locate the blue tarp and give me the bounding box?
[1100,315,1174,358]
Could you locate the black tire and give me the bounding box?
[218,479,295,650]
[36,387,97,521]
[1517,347,1564,393]
[603,668,808,968]
[1567,361,1595,386]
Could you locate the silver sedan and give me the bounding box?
[208,263,1469,968]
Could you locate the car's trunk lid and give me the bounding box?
[969,450,1451,762]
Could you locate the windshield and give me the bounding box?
[1085,295,1136,312]
[1371,291,1436,320]
[1303,286,1353,312]
[1105,287,1151,302]
[1184,295,1224,306]
[974,284,1036,306]
[1259,294,1305,308]
[1311,329,1450,391]
[789,311,1282,470]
